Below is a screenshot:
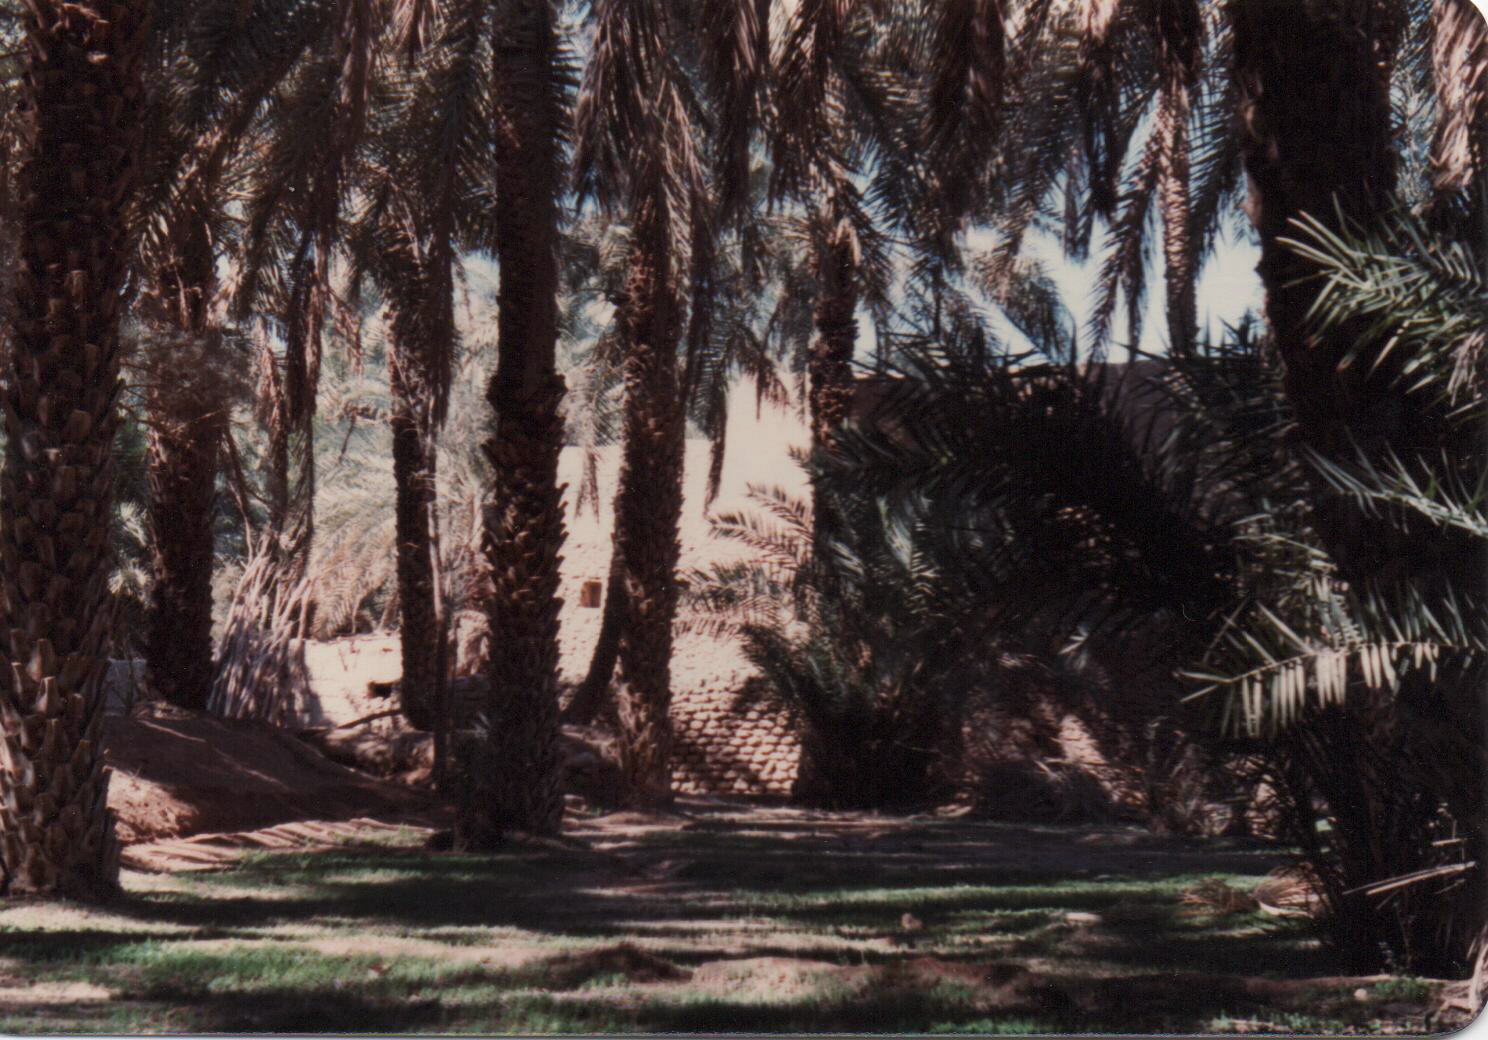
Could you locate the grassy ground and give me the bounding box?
[0,802,1447,1034]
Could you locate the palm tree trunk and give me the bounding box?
[564,547,624,725]
[257,338,293,539]
[255,340,315,596]
[610,192,684,807]
[143,228,224,713]
[1230,0,1418,584]
[1158,81,1197,358]
[145,406,225,711]
[809,229,859,450]
[796,220,862,801]
[389,360,439,733]
[808,224,858,560]
[0,0,149,898]
[1230,0,1399,461]
[476,0,570,838]
[1429,0,1488,198]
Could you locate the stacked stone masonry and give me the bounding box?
[669,676,801,797]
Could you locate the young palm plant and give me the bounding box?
[1187,208,1488,975]
[689,472,992,808]
[690,292,1265,810]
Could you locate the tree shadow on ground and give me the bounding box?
[0,802,1380,1034]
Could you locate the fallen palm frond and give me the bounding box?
[1180,878,1260,917]
[1252,865,1324,919]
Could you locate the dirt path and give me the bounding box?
[121,817,443,873]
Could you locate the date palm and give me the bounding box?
[209,0,392,720]
[230,0,385,585]
[476,0,574,835]
[342,0,490,736]
[971,0,1466,556]
[1231,0,1398,452]
[769,0,895,452]
[967,0,1221,358]
[1190,206,1488,974]
[352,0,575,838]
[569,0,782,801]
[128,1,276,711]
[967,0,1485,972]
[1224,0,1477,593]
[0,0,150,898]
[573,0,707,803]
[346,195,458,732]
[566,184,797,728]
[134,202,239,712]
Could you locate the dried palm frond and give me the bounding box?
[1252,865,1324,919]
[210,537,315,726]
[1180,878,1261,917]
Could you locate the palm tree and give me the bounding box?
[1191,208,1488,973]
[968,0,1220,358]
[568,0,781,800]
[135,202,239,711]
[954,0,1458,570]
[0,0,150,898]
[565,176,804,729]
[350,196,457,733]
[554,212,629,728]
[336,0,575,838]
[769,0,893,454]
[953,0,1482,971]
[341,0,486,736]
[229,0,385,594]
[1229,0,1398,465]
[573,0,709,803]
[130,5,271,710]
[1225,0,1474,599]
[476,0,573,837]
[1429,0,1487,247]
[210,0,391,721]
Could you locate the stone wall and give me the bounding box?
[670,676,801,797]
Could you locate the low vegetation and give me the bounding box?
[0,807,1452,1035]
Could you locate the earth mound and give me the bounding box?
[104,703,432,845]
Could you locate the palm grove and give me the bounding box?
[0,0,1484,981]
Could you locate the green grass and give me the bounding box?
[0,810,1446,1034]
[926,1018,1062,1034]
